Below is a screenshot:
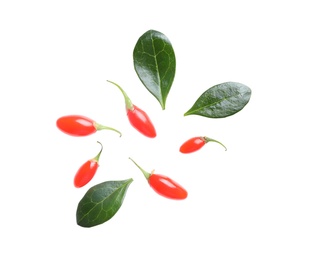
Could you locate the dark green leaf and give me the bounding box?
[133,30,176,110]
[184,82,251,118]
[76,178,133,228]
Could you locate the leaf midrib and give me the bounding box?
[150,31,163,106]
[187,91,245,115]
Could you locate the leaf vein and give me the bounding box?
[188,92,245,114]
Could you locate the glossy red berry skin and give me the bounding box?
[180,137,205,153]
[148,174,188,200]
[74,160,99,188]
[180,136,227,153]
[74,141,103,188]
[127,105,156,138]
[56,115,121,137]
[129,158,188,200]
[57,115,96,136]
[107,80,156,138]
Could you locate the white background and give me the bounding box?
[1,0,314,259]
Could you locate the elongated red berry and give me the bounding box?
[74,141,103,188]
[129,158,187,200]
[127,105,156,138]
[179,136,227,154]
[56,115,121,137]
[107,80,156,138]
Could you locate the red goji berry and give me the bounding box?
[179,136,227,154]
[129,158,187,200]
[56,115,121,137]
[107,80,156,138]
[74,141,103,188]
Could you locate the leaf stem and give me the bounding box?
[107,80,134,110]
[129,157,151,180]
[203,136,227,151]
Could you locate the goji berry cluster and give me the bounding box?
[56,81,191,196]
[56,29,250,228]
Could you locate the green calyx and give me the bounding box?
[107,80,134,110]
[129,157,151,180]
[94,122,122,137]
[202,136,227,151]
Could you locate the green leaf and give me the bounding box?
[184,82,251,118]
[133,29,176,110]
[76,178,133,228]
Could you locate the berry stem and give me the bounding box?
[94,122,122,137]
[92,141,103,162]
[107,80,134,110]
[129,157,151,180]
[203,136,227,151]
